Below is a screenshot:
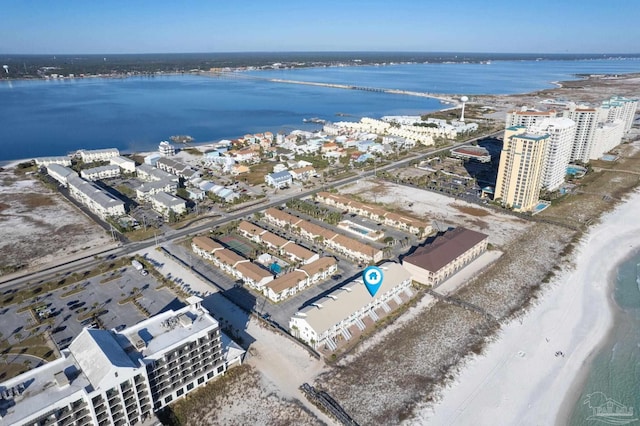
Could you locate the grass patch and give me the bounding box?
[77,309,107,322]
[451,204,491,217]
[242,162,273,186]
[99,274,122,284]
[60,286,86,298]
[126,227,160,242]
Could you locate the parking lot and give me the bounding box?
[0,265,182,352]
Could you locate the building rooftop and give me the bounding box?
[238,221,267,237]
[150,191,186,207]
[295,262,411,334]
[266,270,307,294]
[46,163,76,178]
[262,231,289,248]
[0,353,90,424]
[67,176,125,210]
[121,304,219,360]
[268,171,293,181]
[192,236,223,253]
[300,257,337,277]
[214,248,247,267]
[236,262,273,282]
[403,227,488,272]
[282,241,316,260]
[69,329,138,389]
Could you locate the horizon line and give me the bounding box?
[2,50,640,57]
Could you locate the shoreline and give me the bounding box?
[556,245,640,424]
[419,189,640,425]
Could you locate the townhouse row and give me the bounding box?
[263,208,384,264]
[315,192,431,237]
[191,235,336,303]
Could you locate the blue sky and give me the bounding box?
[1,0,638,54]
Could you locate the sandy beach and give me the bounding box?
[417,189,640,426]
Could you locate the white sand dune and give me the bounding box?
[416,189,640,426]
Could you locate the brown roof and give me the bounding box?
[403,227,488,272]
[331,234,379,258]
[214,249,246,266]
[236,262,273,282]
[301,257,337,277]
[297,221,336,240]
[265,208,302,226]
[192,236,223,253]
[281,242,316,260]
[384,212,430,229]
[238,220,266,238]
[266,270,307,293]
[262,231,288,248]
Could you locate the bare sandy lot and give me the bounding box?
[339,179,530,247]
[0,170,113,276]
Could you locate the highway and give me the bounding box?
[0,130,502,292]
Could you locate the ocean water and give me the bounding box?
[1,58,640,163]
[568,251,640,425]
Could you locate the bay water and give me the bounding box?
[2,58,640,163]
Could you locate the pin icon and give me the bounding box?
[363,266,383,297]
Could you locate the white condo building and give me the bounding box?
[563,105,600,162]
[530,117,576,191]
[79,148,120,163]
[67,176,126,219]
[0,299,244,426]
[289,262,413,350]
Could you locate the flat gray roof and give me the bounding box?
[295,262,411,335]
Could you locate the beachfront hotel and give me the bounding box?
[0,298,244,426]
[495,126,550,212]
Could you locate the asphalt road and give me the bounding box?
[0,130,503,293]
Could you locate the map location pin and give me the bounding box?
[362,266,383,297]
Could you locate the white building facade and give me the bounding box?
[530,117,576,191]
[289,262,413,350]
[0,300,244,426]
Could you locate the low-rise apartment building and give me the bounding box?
[402,227,488,286]
[110,156,137,173]
[289,262,413,350]
[263,208,384,264]
[315,192,431,236]
[35,156,72,167]
[264,257,337,302]
[136,164,178,183]
[0,299,244,426]
[79,148,120,163]
[80,164,121,181]
[149,192,187,218]
[191,237,274,288]
[67,175,126,219]
[136,179,178,201]
[237,221,319,265]
[46,164,77,186]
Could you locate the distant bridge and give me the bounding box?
[202,71,459,104]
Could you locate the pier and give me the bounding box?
[204,71,459,104]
